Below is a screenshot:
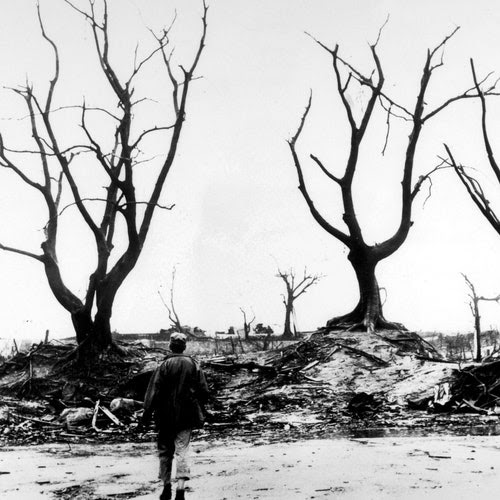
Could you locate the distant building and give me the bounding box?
[112,326,206,343]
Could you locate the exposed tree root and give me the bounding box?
[326,310,407,333]
[0,340,166,401]
[51,341,132,379]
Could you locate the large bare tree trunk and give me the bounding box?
[327,249,403,332]
[71,309,95,346]
[93,305,114,349]
[71,307,113,358]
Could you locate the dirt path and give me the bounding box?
[1,435,500,499]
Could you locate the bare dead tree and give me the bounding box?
[158,267,184,333]
[0,1,208,360]
[239,307,256,340]
[445,59,500,236]
[445,60,500,362]
[462,274,500,362]
[276,268,321,339]
[289,27,488,333]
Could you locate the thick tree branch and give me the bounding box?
[288,95,351,247]
[470,58,500,184]
[375,31,459,260]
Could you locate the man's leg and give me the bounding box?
[174,429,192,499]
[158,428,176,499]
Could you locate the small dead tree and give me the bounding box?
[276,268,321,339]
[158,267,183,333]
[463,274,500,362]
[239,307,255,340]
[0,1,208,360]
[289,27,488,333]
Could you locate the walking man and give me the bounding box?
[142,333,209,500]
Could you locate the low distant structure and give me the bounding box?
[214,323,275,340]
[113,326,206,343]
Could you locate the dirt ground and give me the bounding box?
[1,435,500,499]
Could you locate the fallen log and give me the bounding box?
[460,399,489,414]
[300,361,320,372]
[205,360,276,375]
[10,413,62,427]
[333,343,388,366]
[415,355,457,364]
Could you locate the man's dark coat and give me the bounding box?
[143,353,209,431]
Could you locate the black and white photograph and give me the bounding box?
[1,0,500,498]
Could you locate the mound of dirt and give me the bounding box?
[202,329,484,441]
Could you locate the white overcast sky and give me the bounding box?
[1,0,500,340]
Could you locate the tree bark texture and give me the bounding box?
[326,250,404,332]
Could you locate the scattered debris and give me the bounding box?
[60,407,94,429]
[2,330,500,446]
[0,340,163,445]
[347,393,382,414]
[0,405,10,424]
[110,398,143,414]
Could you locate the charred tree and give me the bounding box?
[462,274,500,362]
[0,1,208,360]
[289,27,482,333]
[276,268,320,339]
[239,307,256,340]
[159,268,184,333]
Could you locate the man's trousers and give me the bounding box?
[158,428,192,483]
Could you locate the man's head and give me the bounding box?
[169,332,187,353]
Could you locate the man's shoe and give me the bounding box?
[160,484,172,500]
[174,489,185,500]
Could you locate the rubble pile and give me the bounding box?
[0,393,152,445]
[440,359,500,414]
[2,331,500,446]
[0,340,166,399]
[206,329,455,409]
[0,340,168,445]
[200,329,500,441]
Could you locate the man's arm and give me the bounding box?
[142,364,163,424]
